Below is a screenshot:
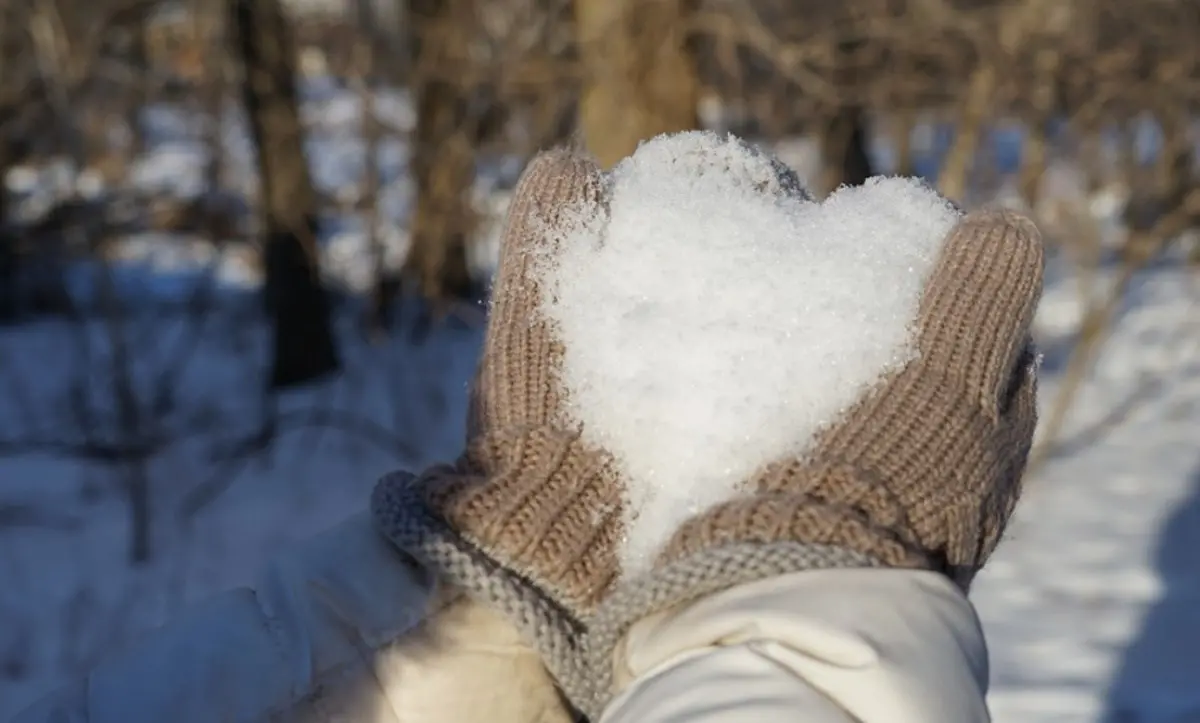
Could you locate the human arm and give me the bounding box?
[603,569,990,723]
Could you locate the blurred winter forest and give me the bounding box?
[1,0,1199,719]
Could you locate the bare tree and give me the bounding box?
[0,1,40,322]
[575,0,701,168]
[819,31,873,193]
[398,0,480,308]
[0,140,14,321]
[231,0,338,388]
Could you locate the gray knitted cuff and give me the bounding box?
[373,473,883,721]
[370,472,592,712]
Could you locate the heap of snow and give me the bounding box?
[536,131,962,577]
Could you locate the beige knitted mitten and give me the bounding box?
[662,207,1042,585]
[582,207,1044,718]
[371,139,819,711]
[371,147,620,708]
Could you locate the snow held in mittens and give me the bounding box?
[535,131,962,578]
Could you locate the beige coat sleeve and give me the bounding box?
[602,569,992,723]
[10,512,570,723]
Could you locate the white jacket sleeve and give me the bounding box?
[602,569,992,723]
[10,512,571,723]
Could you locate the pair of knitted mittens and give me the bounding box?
[372,132,1042,720]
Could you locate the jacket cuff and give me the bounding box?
[605,568,991,723]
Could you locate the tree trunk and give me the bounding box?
[939,0,1043,203]
[893,109,916,177]
[575,0,700,169]
[402,0,477,307]
[231,0,338,389]
[820,104,873,193]
[0,150,13,322]
[818,36,873,194]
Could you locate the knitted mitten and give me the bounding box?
[371,147,617,708]
[372,139,813,710]
[583,206,1044,718]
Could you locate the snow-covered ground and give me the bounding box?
[979,255,1200,723]
[2,88,1199,722]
